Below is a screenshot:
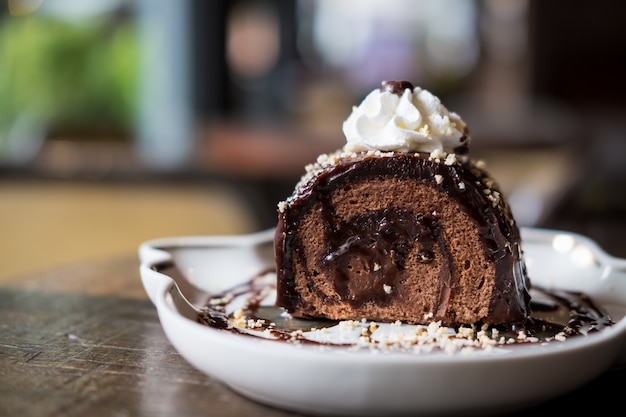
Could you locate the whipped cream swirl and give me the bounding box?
[342,81,469,154]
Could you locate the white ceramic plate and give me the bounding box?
[139,228,626,416]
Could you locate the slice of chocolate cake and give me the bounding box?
[274,81,531,326]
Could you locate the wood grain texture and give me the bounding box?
[0,289,294,417]
[0,258,623,416]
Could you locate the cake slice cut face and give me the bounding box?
[275,152,530,326]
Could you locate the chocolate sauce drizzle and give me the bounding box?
[181,264,615,352]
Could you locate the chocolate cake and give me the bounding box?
[274,81,531,326]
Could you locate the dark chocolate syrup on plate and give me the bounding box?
[155,263,615,351]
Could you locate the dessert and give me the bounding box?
[274,81,531,326]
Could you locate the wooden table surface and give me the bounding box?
[1,256,624,416]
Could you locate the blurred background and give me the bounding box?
[1,0,625,281]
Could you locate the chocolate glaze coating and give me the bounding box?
[275,152,531,326]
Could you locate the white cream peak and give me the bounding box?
[342,84,468,154]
